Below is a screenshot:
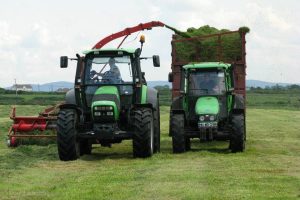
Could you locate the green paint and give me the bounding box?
[91,86,120,120]
[91,101,119,120]
[183,62,231,70]
[182,62,234,116]
[183,97,188,113]
[83,48,136,55]
[94,86,120,98]
[195,96,219,115]
[141,85,147,104]
[225,73,233,113]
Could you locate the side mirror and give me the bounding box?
[152,55,160,67]
[168,72,173,82]
[60,56,68,68]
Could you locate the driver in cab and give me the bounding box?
[90,58,122,83]
[199,74,219,93]
[101,58,121,83]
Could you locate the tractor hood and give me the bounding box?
[195,96,219,115]
[91,86,120,121]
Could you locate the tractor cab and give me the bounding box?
[182,62,232,125]
[188,70,226,96]
[82,49,138,111]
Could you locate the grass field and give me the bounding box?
[0,105,299,200]
[0,93,64,105]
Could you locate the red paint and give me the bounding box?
[92,21,165,49]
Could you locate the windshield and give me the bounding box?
[188,70,226,95]
[85,56,133,84]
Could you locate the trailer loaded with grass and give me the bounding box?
[168,25,249,152]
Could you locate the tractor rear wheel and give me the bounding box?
[171,114,185,153]
[132,108,154,158]
[57,109,79,161]
[153,99,160,153]
[230,114,245,153]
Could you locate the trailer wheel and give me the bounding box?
[132,108,154,158]
[57,109,79,161]
[153,98,160,153]
[230,114,245,153]
[171,114,185,153]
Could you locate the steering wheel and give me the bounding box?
[90,70,99,81]
[100,71,113,83]
[101,71,112,76]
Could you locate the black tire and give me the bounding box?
[169,111,173,137]
[80,140,92,155]
[185,138,191,151]
[171,114,185,153]
[56,109,79,161]
[132,108,154,158]
[230,114,246,153]
[153,99,160,153]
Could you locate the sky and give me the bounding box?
[0,0,299,87]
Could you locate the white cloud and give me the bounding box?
[0,0,299,87]
[0,21,21,48]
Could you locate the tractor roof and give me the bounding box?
[83,48,136,55]
[183,62,231,70]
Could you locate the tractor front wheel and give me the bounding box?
[132,108,154,158]
[230,114,245,153]
[57,109,79,161]
[171,114,186,153]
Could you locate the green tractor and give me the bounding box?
[58,41,161,160]
[169,62,246,153]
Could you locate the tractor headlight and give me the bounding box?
[199,116,205,121]
[94,106,101,111]
[94,106,114,117]
[107,112,114,116]
[199,115,216,121]
[95,106,113,111]
[94,112,101,116]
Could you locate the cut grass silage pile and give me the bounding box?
[174,25,250,62]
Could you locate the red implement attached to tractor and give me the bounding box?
[7,21,184,147]
[7,106,58,147]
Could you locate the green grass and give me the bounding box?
[0,105,299,199]
[0,93,64,105]
[1,90,300,110]
[246,92,300,110]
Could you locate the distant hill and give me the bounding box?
[31,81,74,92]
[150,80,299,88]
[148,81,171,88]
[5,80,299,92]
[246,80,293,88]
[6,81,74,92]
